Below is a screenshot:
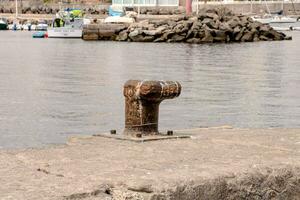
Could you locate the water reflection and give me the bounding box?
[0,31,299,148]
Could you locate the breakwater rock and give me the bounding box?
[83,8,291,43]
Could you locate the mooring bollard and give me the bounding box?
[123,80,181,136]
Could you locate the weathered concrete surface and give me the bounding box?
[0,128,300,199]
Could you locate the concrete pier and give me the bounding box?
[0,128,299,199]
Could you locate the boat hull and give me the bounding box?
[48,28,82,38]
[32,31,47,38]
[0,23,8,30]
[252,16,297,24]
[270,18,297,23]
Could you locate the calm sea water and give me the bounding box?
[0,31,299,149]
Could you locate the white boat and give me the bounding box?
[251,0,297,24]
[48,27,82,38]
[251,16,272,24]
[9,23,22,30]
[36,20,48,31]
[272,26,292,31]
[252,15,297,24]
[104,8,136,24]
[31,24,37,30]
[293,27,300,31]
[270,15,297,23]
[0,18,8,30]
[22,22,33,31]
[273,26,300,31]
[47,9,84,38]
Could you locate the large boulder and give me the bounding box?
[238,16,249,27]
[116,30,128,41]
[202,29,214,43]
[219,22,233,34]
[143,28,163,36]
[213,30,227,42]
[186,38,202,43]
[248,21,262,30]
[151,20,168,27]
[206,12,220,21]
[129,34,144,42]
[173,23,184,33]
[141,36,155,42]
[267,30,286,40]
[202,18,218,30]
[162,30,175,40]
[128,29,139,36]
[171,34,186,42]
[167,20,177,29]
[153,37,166,42]
[235,27,246,41]
[241,31,254,42]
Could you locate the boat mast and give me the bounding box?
[291,0,296,14]
[264,0,271,15]
[15,0,18,18]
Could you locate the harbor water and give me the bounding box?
[0,31,299,148]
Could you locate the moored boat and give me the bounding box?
[252,15,297,24]
[36,20,48,31]
[32,31,48,38]
[272,26,300,31]
[22,22,33,31]
[47,26,83,38]
[47,9,84,38]
[104,6,136,24]
[0,18,8,30]
[270,15,297,23]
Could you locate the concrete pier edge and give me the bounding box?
[0,127,299,199]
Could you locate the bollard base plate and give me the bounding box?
[92,132,191,142]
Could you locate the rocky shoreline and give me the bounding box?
[83,8,292,43]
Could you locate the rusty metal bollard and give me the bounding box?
[123,80,181,136]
